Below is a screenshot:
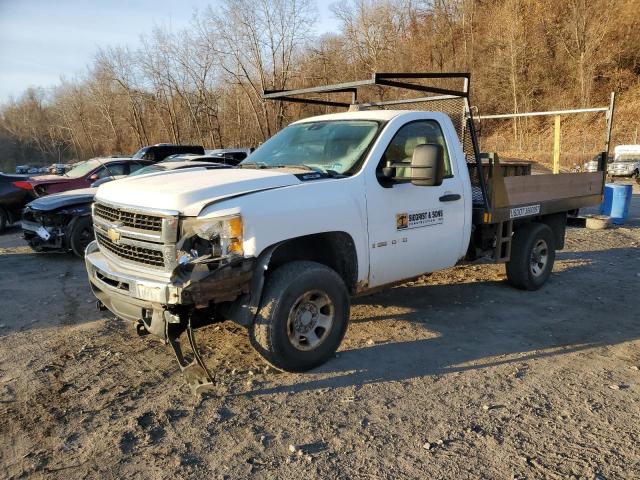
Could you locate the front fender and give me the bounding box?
[200,175,370,285]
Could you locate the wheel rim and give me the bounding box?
[530,239,549,277]
[287,290,334,351]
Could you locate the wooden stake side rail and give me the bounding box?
[471,152,605,225]
[497,172,604,207]
[484,171,605,223]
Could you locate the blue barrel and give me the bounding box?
[600,183,633,224]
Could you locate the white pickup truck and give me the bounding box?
[608,144,640,178]
[85,74,606,392]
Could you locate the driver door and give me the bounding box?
[365,120,466,287]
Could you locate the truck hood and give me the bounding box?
[28,175,74,185]
[28,188,96,211]
[95,168,303,216]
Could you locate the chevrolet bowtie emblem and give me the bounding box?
[107,227,121,243]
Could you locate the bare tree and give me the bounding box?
[198,0,316,139]
[95,47,150,146]
[555,0,615,107]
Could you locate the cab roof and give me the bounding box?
[293,109,414,124]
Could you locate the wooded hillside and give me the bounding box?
[1,0,638,170]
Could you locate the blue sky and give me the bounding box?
[0,0,340,102]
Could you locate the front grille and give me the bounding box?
[96,231,165,268]
[94,202,163,232]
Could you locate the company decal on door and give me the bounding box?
[396,209,444,230]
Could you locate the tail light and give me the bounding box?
[12,181,34,190]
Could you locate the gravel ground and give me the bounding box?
[0,183,639,480]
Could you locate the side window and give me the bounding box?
[93,167,108,179]
[143,150,158,161]
[377,120,452,184]
[97,163,127,178]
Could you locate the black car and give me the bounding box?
[0,173,32,232]
[21,159,230,256]
[132,144,205,162]
[22,188,96,255]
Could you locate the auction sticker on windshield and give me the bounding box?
[509,204,541,219]
[396,209,444,230]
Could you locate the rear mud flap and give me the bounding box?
[167,316,215,396]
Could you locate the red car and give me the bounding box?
[13,157,152,197]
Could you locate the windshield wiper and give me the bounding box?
[271,164,315,171]
[240,162,346,178]
[300,165,346,178]
[273,164,347,178]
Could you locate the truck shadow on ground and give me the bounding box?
[249,245,639,396]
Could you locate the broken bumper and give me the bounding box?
[20,219,40,233]
[21,219,52,240]
[85,241,254,327]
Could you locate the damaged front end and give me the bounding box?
[22,190,94,253]
[21,206,75,251]
[86,209,256,394]
[175,214,252,304]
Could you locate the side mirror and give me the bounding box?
[410,144,444,186]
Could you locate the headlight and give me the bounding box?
[179,214,243,263]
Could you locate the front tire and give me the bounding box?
[250,261,350,372]
[506,223,556,291]
[69,216,94,257]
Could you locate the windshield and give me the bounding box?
[616,154,640,162]
[65,159,101,178]
[242,120,380,175]
[130,164,167,176]
[132,147,149,159]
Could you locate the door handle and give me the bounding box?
[439,193,461,202]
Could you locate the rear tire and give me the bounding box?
[69,216,94,257]
[506,223,556,291]
[250,261,350,372]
